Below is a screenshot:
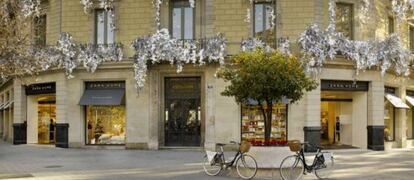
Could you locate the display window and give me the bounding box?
[241,103,287,146]
[384,101,395,141]
[86,106,126,145]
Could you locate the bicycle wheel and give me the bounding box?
[236,154,258,179]
[315,156,334,179]
[202,155,222,176]
[280,155,304,180]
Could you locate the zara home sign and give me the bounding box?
[321,80,369,91]
[25,82,56,95]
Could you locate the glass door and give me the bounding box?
[164,77,201,146]
[37,96,56,144]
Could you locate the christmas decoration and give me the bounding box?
[241,37,290,55]
[131,28,227,89]
[21,0,41,17]
[189,0,195,8]
[80,0,93,14]
[299,0,413,76]
[78,43,123,73]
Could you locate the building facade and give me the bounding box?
[1,0,414,151]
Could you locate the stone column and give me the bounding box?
[303,83,321,151]
[55,75,69,148]
[148,70,160,150]
[367,81,385,151]
[396,85,407,148]
[12,79,27,144]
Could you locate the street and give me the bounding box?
[1,141,414,180]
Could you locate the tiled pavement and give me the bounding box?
[1,141,414,179]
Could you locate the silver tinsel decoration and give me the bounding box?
[21,0,41,17]
[131,28,227,89]
[78,43,124,73]
[80,0,93,14]
[56,33,78,78]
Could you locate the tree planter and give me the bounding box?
[247,146,294,168]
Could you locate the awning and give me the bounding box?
[385,93,409,109]
[406,96,414,107]
[79,89,125,106]
[0,102,5,110]
[3,101,13,109]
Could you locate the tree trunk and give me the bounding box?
[264,101,273,144]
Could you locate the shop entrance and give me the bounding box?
[321,91,367,149]
[37,96,56,144]
[164,77,201,147]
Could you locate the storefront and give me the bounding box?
[383,86,409,148]
[319,80,369,149]
[26,82,56,145]
[79,81,126,145]
[0,82,14,142]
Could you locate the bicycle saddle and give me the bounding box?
[216,143,226,146]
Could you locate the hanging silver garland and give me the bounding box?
[131,29,227,89]
[21,0,41,17]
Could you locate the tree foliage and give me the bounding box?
[217,49,318,143]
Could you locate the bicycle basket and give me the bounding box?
[288,140,301,152]
[240,141,251,153]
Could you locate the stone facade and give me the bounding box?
[1,0,414,151]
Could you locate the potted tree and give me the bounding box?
[217,48,317,146]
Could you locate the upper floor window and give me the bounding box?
[410,26,414,51]
[33,15,47,46]
[95,9,114,44]
[254,2,275,44]
[388,16,395,35]
[336,3,353,39]
[171,0,194,40]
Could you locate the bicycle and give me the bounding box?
[203,141,258,179]
[279,140,334,180]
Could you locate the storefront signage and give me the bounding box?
[25,82,56,95]
[85,81,125,90]
[321,80,369,91]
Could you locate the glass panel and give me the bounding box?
[107,11,114,44]
[265,4,272,30]
[96,10,105,44]
[172,8,182,39]
[407,109,413,139]
[164,77,201,146]
[34,15,47,46]
[335,3,353,39]
[254,4,264,35]
[384,101,395,141]
[184,7,193,39]
[388,17,394,35]
[86,106,126,145]
[241,103,287,146]
[37,96,56,144]
[410,26,414,51]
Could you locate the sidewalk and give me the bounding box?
[1,141,414,179]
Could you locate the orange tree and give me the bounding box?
[217,49,317,144]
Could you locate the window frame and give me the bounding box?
[335,2,354,40]
[409,25,414,52]
[169,0,195,40]
[252,2,276,39]
[388,16,395,35]
[94,9,115,45]
[384,86,396,142]
[33,14,47,46]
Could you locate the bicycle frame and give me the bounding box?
[216,145,242,167]
[296,148,323,173]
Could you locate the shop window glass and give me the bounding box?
[384,101,395,141]
[336,3,353,39]
[86,106,125,145]
[95,9,114,44]
[407,109,413,139]
[241,103,287,146]
[171,0,194,39]
[254,3,275,46]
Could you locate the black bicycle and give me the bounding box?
[203,141,258,179]
[280,141,334,180]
